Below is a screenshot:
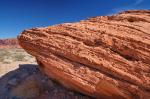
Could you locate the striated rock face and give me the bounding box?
[0,38,20,48]
[18,10,150,99]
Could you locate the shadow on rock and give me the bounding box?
[0,64,91,99]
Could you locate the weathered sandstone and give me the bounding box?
[18,10,150,99]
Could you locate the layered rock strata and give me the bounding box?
[18,10,150,99]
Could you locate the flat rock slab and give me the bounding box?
[18,10,150,99]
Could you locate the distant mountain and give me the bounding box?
[0,38,20,48]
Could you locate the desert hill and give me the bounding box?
[0,38,20,48]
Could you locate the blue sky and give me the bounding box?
[0,0,150,38]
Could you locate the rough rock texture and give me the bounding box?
[0,38,20,48]
[18,10,150,99]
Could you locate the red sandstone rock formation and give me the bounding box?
[0,38,20,48]
[18,10,150,99]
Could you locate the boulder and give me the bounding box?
[18,10,150,99]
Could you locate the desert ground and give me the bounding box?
[0,48,36,77]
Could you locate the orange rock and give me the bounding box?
[18,10,150,99]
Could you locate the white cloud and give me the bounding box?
[134,0,143,5]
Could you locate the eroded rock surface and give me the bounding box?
[18,10,150,99]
